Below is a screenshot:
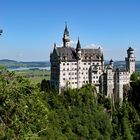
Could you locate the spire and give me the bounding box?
[76,38,81,52]
[54,43,56,48]
[62,23,70,47]
[64,22,69,36]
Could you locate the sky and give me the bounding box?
[0,0,140,61]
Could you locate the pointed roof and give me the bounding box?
[76,38,81,52]
[64,24,69,36]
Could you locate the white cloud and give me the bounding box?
[84,43,102,49]
[57,40,77,47]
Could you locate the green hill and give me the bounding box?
[0,59,50,68]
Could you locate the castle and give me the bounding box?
[50,25,135,102]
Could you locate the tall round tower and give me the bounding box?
[125,47,135,75]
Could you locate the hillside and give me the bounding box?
[0,59,50,68]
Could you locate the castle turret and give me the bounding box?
[76,38,81,60]
[125,47,135,75]
[76,39,82,88]
[109,59,114,68]
[62,24,71,47]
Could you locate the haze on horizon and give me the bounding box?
[0,0,140,61]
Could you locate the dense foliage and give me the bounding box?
[0,68,48,139]
[1,69,140,139]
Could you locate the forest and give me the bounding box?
[0,67,140,140]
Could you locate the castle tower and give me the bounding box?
[109,59,114,68]
[125,47,135,75]
[76,38,81,59]
[62,24,71,47]
[76,39,82,88]
[106,66,114,98]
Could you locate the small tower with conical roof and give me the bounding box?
[109,59,114,68]
[76,38,81,60]
[76,38,82,88]
[62,24,71,47]
[125,47,135,75]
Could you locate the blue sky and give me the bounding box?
[0,0,140,61]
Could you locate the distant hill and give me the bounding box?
[0,59,50,68]
[113,61,140,72]
[0,59,139,72]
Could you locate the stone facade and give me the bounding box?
[50,25,135,102]
[100,47,135,102]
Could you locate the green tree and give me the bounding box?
[0,68,49,139]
